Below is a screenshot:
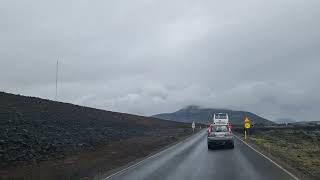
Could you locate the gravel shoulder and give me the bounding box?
[0,128,192,180]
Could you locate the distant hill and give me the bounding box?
[274,118,296,124]
[153,105,275,125]
[291,121,320,126]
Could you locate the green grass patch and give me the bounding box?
[250,128,320,179]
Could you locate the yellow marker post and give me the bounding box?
[244,116,251,140]
[244,130,247,139]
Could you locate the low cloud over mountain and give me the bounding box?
[1,0,320,121]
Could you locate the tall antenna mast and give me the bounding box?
[55,60,59,101]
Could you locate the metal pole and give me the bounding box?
[55,60,59,101]
[244,130,247,140]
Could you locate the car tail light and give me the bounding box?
[208,124,214,133]
[227,122,232,132]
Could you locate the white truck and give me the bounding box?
[213,113,229,125]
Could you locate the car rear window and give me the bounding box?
[213,125,228,132]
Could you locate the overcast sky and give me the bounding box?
[1,0,320,121]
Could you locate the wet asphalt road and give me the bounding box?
[104,130,296,180]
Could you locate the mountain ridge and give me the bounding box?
[153,105,275,125]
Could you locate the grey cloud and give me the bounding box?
[1,0,320,121]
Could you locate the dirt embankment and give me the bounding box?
[0,92,192,179]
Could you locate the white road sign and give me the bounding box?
[192,122,195,133]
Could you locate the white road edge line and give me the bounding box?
[234,135,300,180]
[103,131,204,180]
[103,151,160,180]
